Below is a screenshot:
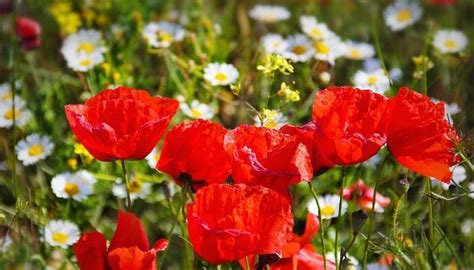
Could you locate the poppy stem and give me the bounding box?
[9,0,17,199]
[362,155,389,270]
[120,159,132,211]
[334,167,347,269]
[308,181,327,270]
[245,256,250,270]
[426,177,434,244]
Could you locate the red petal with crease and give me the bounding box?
[109,211,150,252]
[107,246,157,270]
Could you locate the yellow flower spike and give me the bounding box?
[74,143,94,163]
[113,72,121,82]
[82,9,96,26]
[96,15,109,27]
[67,158,78,170]
[277,82,300,103]
[101,63,111,75]
[49,2,72,16]
[257,54,294,77]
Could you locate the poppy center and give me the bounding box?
[397,9,412,22]
[77,42,96,54]
[64,182,80,196]
[79,58,92,67]
[320,205,336,216]
[292,45,307,55]
[314,42,330,55]
[4,108,20,120]
[28,144,44,156]
[52,232,69,244]
[367,75,378,85]
[190,108,203,118]
[214,72,228,82]
[443,39,458,49]
[157,31,174,43]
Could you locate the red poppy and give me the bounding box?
[65,87,178,161]
[312,86,388,169]
[281,123,333,175]
[224,125,313,196]
[74,211,168,270]
[384,87,459,182]
[156,119,231,191]
[343,180,391,212]
[239,214,335,270]
[187,184,293,265]
[16,17,41,51]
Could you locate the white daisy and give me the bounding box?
[319,71,332,85]
[461,219,474,236]
[468,182,474,199]
[384,0,422,32]
[249,5,290,24]
[43,220,80,248]
[0,83,12,101]
[203,63,239,86]
[353,69,390,95]
[313,37,347,65]
[180,100,215,120]
[299,16,334,41]
[16,134,54,166]
[283,34,315,63]
[367,263,389,270]
[61,29,106,56]
[308,194,348,220]
[51,170,96,201]
[0,234,13,252]
[431,166,467,190]
[261,33,288,55]
[344,41,375,60]
[66,52,105,72]
[0,98,32,128]
[253,109,288,129]
[433,30,468,54]
[363,58,382,72]
[145,147,160,169]
[325,251,359,267]
[113,177,151,201]
[389,67,403,82]
[143,22,185,48]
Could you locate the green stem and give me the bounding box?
[391,189,407,242]
[9,0,17,199]
[426,178,434,245]
[308,182,327,270]
[120,160,132,211]
[334,167,347,269]
[362,155,389,270]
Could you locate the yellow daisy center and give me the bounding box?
[28,144,44,156]
[157,31,174,43]
[77,42,96,54]
[314,42,330,55]
[190,108,203,118]
[367,75,378,85]
[349,49,362,59]
[128,179,142,194]
[444,39,458,49]
[64,182,80,196]
[262,13,276,22]
[52,232,69,244]
[310,28,323,39]
[2,92,12,101]
[4,108,20,120]
[320,205,336,217]
[292,45,308,55]
[263,120,278,129]
[397,9,412,22]
[79,58,92,67]
[215,72,228,82]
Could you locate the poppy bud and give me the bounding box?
[351,210,368,234]
[16,17,41,51]
[399,177,410,193]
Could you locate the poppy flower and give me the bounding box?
[156,119,231,191]
[384,87,459,182]
[73,211,168,270]
[343,179,391,212]
[311,86,388,169]
[187,184,293,265]
[16,17,41,51]
[280,123,333,175]
[64,86,178,161]
[224,125,313,196]
[239,214,336,270]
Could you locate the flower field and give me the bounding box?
[1,0,474,269]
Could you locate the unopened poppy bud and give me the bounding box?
[399,177,410,193]
[351,209,368,233]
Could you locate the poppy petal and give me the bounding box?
[107,246,157,270]
[73,232,108,270]
[109,211,150,252]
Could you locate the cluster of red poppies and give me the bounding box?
[65,85,458,269]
